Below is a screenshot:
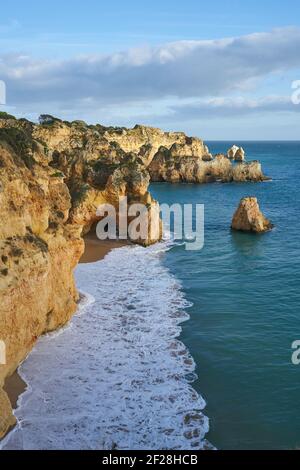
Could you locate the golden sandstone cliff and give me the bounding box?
[0,113,268,438]
[0,117,84,437]
[149,144,264,183]
[232,197,273,233]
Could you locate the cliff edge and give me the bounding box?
[0,114,268,438]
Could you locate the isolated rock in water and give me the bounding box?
[227,145,245,161]
[231,197,273,233]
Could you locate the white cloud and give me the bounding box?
[0,27,299,111]
[166,95,300,120]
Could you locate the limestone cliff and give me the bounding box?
[0,113,268,438]
[0,115,161,438]
[149,150,266,183]
[0,117,84,437]
[104,124,188,166]
[101,124,266,184]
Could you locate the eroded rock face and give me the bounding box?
[231,197,273,233]
[104,124,187,165]
[0,119,84,438]
[0,388,16,438]
[227,145,245,161]
[0,117,163,437]
[33,117,265,188]
[232,161,265,182]
[149,151,266,183]
[0,114,269,437]
[104,125,212,166]
[33,120,162,244]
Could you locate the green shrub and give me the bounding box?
[0,111,16,120]
[0,127,36,169]
[70,183,91,207]
[92,160,119,188]
[51,171,65,178]
[39,114,62,126]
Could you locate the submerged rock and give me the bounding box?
[231,197,273,233]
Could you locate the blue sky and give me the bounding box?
[1,0,300,139]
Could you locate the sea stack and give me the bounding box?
[227,145,245,161]
[231,197,273,233]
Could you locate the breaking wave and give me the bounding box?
[1,242,210,450]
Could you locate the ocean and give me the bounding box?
[151,141,300,450]
[1,142,299,450]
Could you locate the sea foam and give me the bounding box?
[1,242,210,450]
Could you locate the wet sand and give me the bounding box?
[80,233,129,264]
[4,372,27,410]
[2,235,128,440]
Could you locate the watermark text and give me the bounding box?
[0,80,6,105]
[291,80,300,105]
[0,340,6,365]
[95,197,205,251]
[291,340,300,365]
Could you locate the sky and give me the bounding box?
[0,0,300,139]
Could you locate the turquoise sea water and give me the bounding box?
[150,142,300,450]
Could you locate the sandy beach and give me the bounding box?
[1,237,210,450]
[80,233,129,264]
[2,235,128,440]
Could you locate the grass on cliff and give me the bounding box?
[0,111,16,120]
[92,160,119,188]
[51,171,65,178]
[0,127,36,169]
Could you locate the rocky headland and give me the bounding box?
[0,113,268,438]
[148,140,266,183]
